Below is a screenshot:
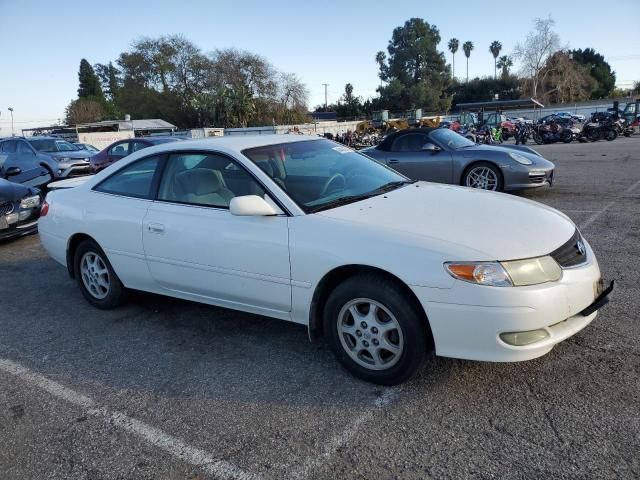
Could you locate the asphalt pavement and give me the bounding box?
[1,137,639,480]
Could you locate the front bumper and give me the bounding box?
[57,160,92,178]
[503,164,554,191]
[411,241,607,362]
[0,203,39,241]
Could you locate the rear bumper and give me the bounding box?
[411,242,605,362]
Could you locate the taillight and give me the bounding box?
[40,201,49,217]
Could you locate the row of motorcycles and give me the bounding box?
[512,113,633,145]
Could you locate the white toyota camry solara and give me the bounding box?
[39,135,613,385]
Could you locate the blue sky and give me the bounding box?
[0,0,638,132]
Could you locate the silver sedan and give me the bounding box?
[362,128,554,192]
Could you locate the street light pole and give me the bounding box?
[322,84,329,110]
[8,107,14,136]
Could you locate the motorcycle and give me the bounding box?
[579,114,617,142]
[514,122,533,145]
[533,119,573,144]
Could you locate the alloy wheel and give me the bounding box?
[465,166,499,190]
[80,252,110,300]
[337,298,404,371]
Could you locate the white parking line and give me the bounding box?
[0,358,259,480]
[579,178,640,231]
[288,388,399,480]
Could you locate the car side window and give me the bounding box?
[16,141,34,154]
[157,152,265,209]
[1,140,17,153]
[391,134,430,152]
[109,141,130,157]
[131,141,149,153]
[94,155,160,199]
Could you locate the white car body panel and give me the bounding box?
[38,135,603,363]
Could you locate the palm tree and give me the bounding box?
[496,55,513,79]
[489,41,503,79]
[462,41,474,83]
[448,38,459,80]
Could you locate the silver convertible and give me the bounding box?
[362,128,554,191]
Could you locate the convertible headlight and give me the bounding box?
[20,195,41,209]
[445,256,562,287]
[508,152,533,165]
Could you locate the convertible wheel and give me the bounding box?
[74,239,127,309]
[324,275,429,385]
[463,163,503,191]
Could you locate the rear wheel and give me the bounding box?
[74,239,127,309]
[324,275,429,385]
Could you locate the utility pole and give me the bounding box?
[322,84,329,110]
[8,107,14,136]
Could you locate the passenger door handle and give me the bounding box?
[147,223,165,234]
[388,159,399,164]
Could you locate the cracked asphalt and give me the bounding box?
[1,137,639,479]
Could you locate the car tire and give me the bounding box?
[324,274,429,385]
[74,239,127,309]
[462,162,503,191]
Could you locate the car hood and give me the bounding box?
[0,178,31,202]
[48,151,92,160]
[318,182,575,261]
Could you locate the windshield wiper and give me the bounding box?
[308,180,412,213]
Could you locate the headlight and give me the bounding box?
[508,152,533,165]
[445,256,562,287]
[57,157,71,162]
[20,195,41,209]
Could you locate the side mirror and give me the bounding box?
[230,195,279,216]
[4,166,21,178]
[421,142,441,152]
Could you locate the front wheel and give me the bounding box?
[74,239,127,309]
[462,162,503,191]
[533,132,544,145]
[324,275,430,385]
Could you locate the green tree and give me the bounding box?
[77,59,105,101]
[375,18,451,112]
[95,62,121,101]
[463,41,474,82]
[496,56,513,79]
[570,48,616,98]
[448,38,459,79]
[489,41,502,79]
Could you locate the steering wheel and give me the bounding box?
[319,173,346,197]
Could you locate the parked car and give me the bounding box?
[38,135,612,385]
[481,112,516,139]
[0,138,55,187]
[362,128,554,191]
[554,111,586,122]
[537,114,574,127]
[26,137,94,177]
[73,143,100,153]
[0,177,42,241]
[90,136,184,173]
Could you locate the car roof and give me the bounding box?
[377,128,435,152]
[151,134,325,151]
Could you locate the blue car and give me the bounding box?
[0,137,93,186]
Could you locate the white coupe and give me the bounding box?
[39,136,613,385]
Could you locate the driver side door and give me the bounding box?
[385,133,452,183]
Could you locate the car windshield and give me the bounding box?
[243,139,410,213]
[429,128,475,149]
[29,139,79,152]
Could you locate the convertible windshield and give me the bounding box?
[430,128,475,149]
[29,139,79,152]
[243,139,410,213]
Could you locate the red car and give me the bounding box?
[90,137,184,173]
